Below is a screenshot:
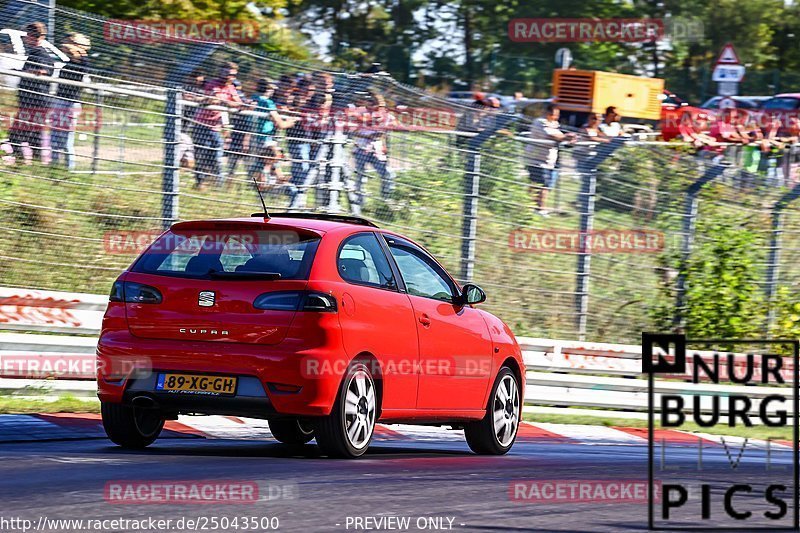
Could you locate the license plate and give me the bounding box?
[156,373,237,396]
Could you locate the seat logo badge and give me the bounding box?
[198,291,215,307]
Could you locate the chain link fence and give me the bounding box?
[1,0,800,344]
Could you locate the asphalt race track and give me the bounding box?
[0,427,794,532]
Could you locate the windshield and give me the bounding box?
[131,229,320,280]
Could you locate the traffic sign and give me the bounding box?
[555,48,572,69]
[712,64,745,82]
[717,82,738,96]
[716,43,740,65]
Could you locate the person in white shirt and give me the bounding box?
[599,106,623,137]
[525,103,576,216]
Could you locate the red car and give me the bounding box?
[97,213,524,458]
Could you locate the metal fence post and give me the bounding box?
[161,87,182,230]
[574,138,626,340]
[459,114,513,282]
[90,88,103,175]
[673,163,726,330]
[460,149,481,281]
[326,133,345,213]
[765,184,800,332]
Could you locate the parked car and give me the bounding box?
[700,96,770,110]
[758,94,800,136]
[97,213,525,458]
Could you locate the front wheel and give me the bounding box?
[314,363,378,458]
[101,402,164,449]
[464,367,520,455]
[268,418,315,447]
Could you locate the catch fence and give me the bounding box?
[0,0,800,343]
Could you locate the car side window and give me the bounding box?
[386,244,454,302]
[337,233,396,289]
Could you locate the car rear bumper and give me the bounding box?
[97,330,349,417]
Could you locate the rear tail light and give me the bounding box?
[253,291,337,313]
[109,281,163,304]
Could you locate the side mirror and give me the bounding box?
[460,283,486,306]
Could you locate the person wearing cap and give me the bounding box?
[10,22,56,164]
[51,32,91,170]
[247,78,298,188]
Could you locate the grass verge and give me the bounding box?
[0,395,100,414]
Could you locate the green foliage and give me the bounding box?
[770,287,800,340]
[651,211,767,338]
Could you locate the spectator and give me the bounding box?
[190,62,243,190]
[679,112,721,154]
[50,33,91,171]
[580,113,610,142]
[273,74,296,109]
[347,92,396,215]
[226,79,252,179]
[286,76,316,195]
[599,106,623,137]
[258,142,297,198]
[710,108,749,144]
[177,71,207,172]
[455,92,490,148]
[10,22,55,164]
[525,103,576,216]
[247,78,298,187]
[290,90,333,208]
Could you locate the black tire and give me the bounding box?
[101,401,164,449]
[268,419,315,446]
[314,362,378,458]
[464,367,520,455]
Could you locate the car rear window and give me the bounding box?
[131,228,320,280]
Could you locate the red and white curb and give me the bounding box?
[0,413,791,450]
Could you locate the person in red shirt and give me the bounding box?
[189,62,243,190]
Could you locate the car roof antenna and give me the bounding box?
[250,174,270,219]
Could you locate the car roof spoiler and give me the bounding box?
[251,212,379,228]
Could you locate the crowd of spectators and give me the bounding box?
[6,21,800,218]
[6,25,399,214]
[180,63,396,213]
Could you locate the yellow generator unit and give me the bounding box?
[552,69,664,122]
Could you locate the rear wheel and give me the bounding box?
[314,363,377,458]
[268,419,315,446]
[464,367,520,455]
[101,402,164,449]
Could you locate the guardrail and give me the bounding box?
[0,287,793,419]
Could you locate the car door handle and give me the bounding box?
[418,314,431,327]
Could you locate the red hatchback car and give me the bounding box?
[97,213,524,457]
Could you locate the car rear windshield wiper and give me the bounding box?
[207,270,282,280]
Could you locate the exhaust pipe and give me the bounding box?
[131,395,159,409]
